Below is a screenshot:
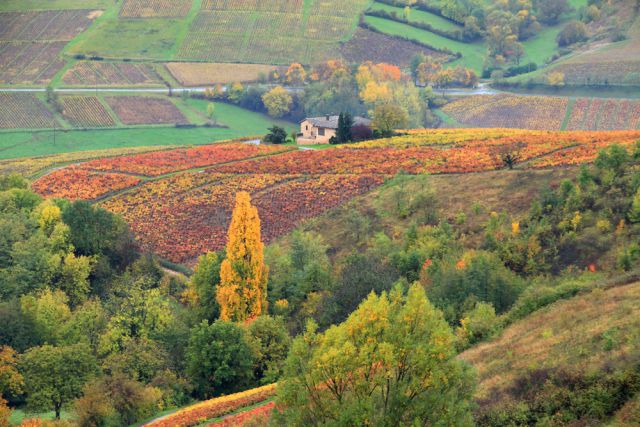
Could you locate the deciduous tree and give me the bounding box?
[261,86,292,118]
[186,320,254,398]
[217,192,268,322]
[285,63,307,85]
[273,284,476,426]
[20,344,97,419]
[371,103,408,137]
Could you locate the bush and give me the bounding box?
[456,302,501,349]
[263,126,287,145]
[477,366,640,426]
[557,21,588,46]
[427,251,525,323]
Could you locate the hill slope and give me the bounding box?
[461,280,640,425]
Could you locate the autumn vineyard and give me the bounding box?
[29,129,640,264]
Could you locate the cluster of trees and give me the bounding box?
[198,59,439,133]
[0,182,292,425]
[410,53,478,89]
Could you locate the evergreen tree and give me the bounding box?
[217,192,269,322]
[336,112,353,144]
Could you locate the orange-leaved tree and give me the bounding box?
[217,192,268,322]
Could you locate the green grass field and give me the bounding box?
[363,15,486,72]
[368,2,463,33]
[65,6,191,60]
[9,409,73,426]
[0,101,293,159]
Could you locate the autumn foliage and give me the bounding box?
[217,192,268,322]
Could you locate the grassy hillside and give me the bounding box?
[279,167,578,260]
[362,0,592,73]
[461,280,640,424]
[505,7,640,87]
[363,14,486,72]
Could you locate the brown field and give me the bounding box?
[62,61,163,86]
[0,10,97,42]
[442,95,640,131]
[0,10,97,85]
[297,167,577,260]
[339,27,449,67]
[202,0,303,13]
[61,96,116,128]
[0,93,57,129]
[0,41,66,85]
[119,0,192,18]
[442,95,569,130]
[104,96,188,125]
[165,62,278,86]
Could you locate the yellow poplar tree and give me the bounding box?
[217,192,268,322]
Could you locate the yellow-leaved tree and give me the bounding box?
[217,192,268,322]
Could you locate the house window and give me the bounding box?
[318,127,325,136]
[305,125,308,130]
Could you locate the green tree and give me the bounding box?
[557,20,588,46]
[20,289,71,345]
[246,316,291,384]
[99,286,172,356]
[0,174,28,192]
[75,374,161,426]
[628,187,640,223]
[456,302,500,349]
[102,338,168,384]
[263,125,288,145]
[61,299,108,354]
[20,343,97,419]
[336,112,353,144]
[58,253,94,307]
[190,252,222,322]
[371,103,408,137]
[538,0,572,24]
[206,102,215,122]
[62,201,136,270]
[186,320,254,398]
[273,284,476,426]
[428,251,525,323]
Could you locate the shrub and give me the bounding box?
[557,21,588,46]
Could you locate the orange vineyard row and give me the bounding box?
[145,384,276,427]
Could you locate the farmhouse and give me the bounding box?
[298,115,372,144]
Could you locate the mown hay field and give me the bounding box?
[165,62,278,86]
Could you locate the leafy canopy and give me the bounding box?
[273,283,476,426]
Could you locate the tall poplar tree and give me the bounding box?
[217,192,268,322]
